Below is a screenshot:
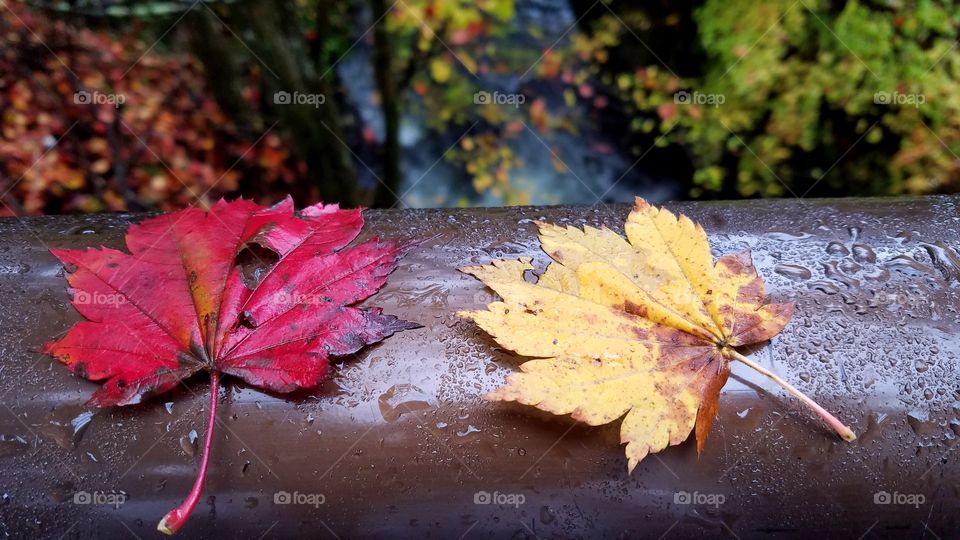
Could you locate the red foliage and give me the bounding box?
[43,196,416,532]
[44,196,414,404]
[0,2,300,215]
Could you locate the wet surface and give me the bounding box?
[0,196,959,538]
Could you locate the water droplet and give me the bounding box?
[540,506,555,524]
[180,430,199,456]
[0,434,29,457]
[378,384,433,422]
[456,425,480,437]
[70,411,94,446]
[851,244,877,263]
[774,264,811,282]
[906,410,939,437]
[826,241,849,256]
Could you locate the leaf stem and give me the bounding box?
[158,371,220,534]
[724,348,856,442]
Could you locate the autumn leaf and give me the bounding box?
[43,197,417,533]
[459,197,855,472]
[0,2,302,215]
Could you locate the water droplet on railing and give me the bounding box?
[774,264,811,281]
[456,425,480,437]
[378,384,433,422]
[180,430,199,456]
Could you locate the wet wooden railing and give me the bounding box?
[1,196,958,538]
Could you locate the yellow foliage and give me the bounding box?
[460,198,794,471]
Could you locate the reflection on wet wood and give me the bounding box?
[0,196,958,538]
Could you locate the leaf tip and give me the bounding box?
[156,511,179,535]
[48,247,69,260]
[484,385,517,402]
[457,265,481,277]
[397,319,424,331]
[455,309,478,321]
[40,339,57,355]
[695,436,706,457]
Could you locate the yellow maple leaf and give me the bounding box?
[460,197,856,472]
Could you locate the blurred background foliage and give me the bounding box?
[1,0,958,214]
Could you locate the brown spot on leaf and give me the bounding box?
[623,300,648,318]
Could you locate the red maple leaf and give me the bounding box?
[42,197,417,534]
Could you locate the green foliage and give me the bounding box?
[408,0,960,202]
[610,0,960,197]
[10,0,960,211]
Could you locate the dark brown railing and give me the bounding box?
[1,195,958,538]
